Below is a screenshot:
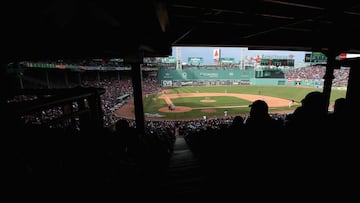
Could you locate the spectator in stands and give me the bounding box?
[333,97,347,115]
[229,115,244,131]
[328,97,349,128]
[114,119,141,159]
[115,119,131,132]
[285,91,327,130]
[245,100,281,130]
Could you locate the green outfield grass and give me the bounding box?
[143,86,346,119]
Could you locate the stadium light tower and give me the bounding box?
[176,47,182,70]
[240,47,248,69]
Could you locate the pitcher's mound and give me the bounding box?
[159,106,192,113]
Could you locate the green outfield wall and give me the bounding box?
[158,69,254,87]
[158,69,324,88]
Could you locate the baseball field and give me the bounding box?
[116,85,346,120]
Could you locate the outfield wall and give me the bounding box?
[250,78,322,87]
[158,69,324,88]
[250,78,286,86]
[159,69,253,87]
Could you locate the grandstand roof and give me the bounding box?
[2,0,360,61]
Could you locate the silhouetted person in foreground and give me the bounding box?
[114,119,142,161]
[333,97,347,114]
[245,99,281,131]
[328,97,350,130]
[226,115,245,140]
[285,91,327,132]
[230,115,244,129]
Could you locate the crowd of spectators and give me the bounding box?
[8,59,354,199]
[23,58,128,68]
[79,73,161,127]
[11,70,162,128]
[142,77,161,94]
[178,93,353,197]
[12,116,176,199]
[284,65,349,87]
[181,64,239,70]
[82,77,133,127]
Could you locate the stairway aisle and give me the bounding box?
[160,136,208,199]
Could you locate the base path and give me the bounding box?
[158,93,290,107]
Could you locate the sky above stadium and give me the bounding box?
[171,46,309,67]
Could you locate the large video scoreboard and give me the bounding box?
[260,59,294,67]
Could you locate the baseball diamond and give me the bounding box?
[115,85,346,120]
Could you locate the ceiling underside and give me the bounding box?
[2,0,360,61]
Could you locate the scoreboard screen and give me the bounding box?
[260,59,294,67]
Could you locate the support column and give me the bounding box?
[323,52,336,112]
[84,88,105,130]
[131,56,145,134]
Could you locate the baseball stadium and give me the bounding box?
[4,53,351,198]
[3,1,358,200]
[8,51,348,125]
[124,63,347,120]
[115,52,347,121]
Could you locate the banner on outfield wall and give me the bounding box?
[158,69,254,80]
[161,80,173,87]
